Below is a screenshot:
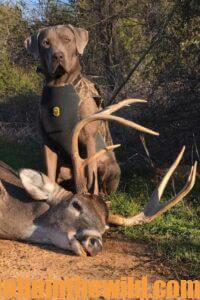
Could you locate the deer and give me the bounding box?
[0,99,197,256]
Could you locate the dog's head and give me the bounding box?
[24,25,88,78]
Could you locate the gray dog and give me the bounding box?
[25,24,120,195]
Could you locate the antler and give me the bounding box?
[71,99,159,194]
[108,146,197,226]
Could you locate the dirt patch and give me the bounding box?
[0,234,168,281]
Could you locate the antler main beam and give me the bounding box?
[71,99,159,194]
[108,146,197,226]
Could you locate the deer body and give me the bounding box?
[0,162,108,256]
[0,163,47,240]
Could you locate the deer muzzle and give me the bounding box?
[76,233,103,256]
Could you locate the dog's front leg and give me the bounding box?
[44,145,58,182]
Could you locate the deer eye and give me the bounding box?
[72,201,82,212]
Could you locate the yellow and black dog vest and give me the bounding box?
[40,84,80,156]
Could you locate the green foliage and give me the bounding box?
[0,4,28,65]
[0,53,40,96]
[0,4,41,97]
[36,0,75,26]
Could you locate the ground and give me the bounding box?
[0,234,166,280]
[0,232,171,300]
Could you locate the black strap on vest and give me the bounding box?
[40,84,80,155]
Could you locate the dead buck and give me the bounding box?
[0,100,197,255]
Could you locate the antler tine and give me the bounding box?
[102,99,147,115]
[143,160,197,220]
[108,148,197,226]
[71,99,159,194]
[144,161,197,222]
[150,146,186,205]
[82,144,121,168]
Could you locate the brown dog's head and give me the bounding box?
[24,25,88,78]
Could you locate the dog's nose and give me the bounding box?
[52,51,63,61]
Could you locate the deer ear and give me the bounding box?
[68,24,89,55]
[19,169,56,201]
[0,180,8,201]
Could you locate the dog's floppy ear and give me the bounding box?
[24,31,40,59]
[24,32,40,59]
[68,24,89,55]
[24,28,48,59]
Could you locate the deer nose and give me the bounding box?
[52,51,63,61]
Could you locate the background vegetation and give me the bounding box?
[0,0,199,278]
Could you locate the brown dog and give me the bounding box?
[24,24,120,195]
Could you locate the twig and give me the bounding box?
[140,134,154,168]
[193,133,200,161]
